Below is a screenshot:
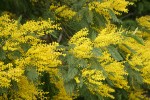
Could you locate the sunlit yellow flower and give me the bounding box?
[69,28,93,58]
[94,24,123,47]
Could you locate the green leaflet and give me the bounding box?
[122,44,136,54]
[108,9,122,23]
[125,62,143,89]
[90,30,97,40]
[124,28,145,45]
[17,15,22,29]
[66,67,78,82]
[0,88,8,95]
[66,54,76,66]
[64,80,76,95]
[0,49,6,60]
[108,45,123,61]
[25,67,38,82]
[50,31,59,39]
[86,10,93,24]
[92,47,103,57]
[9,50,22,60]
[93,12,106,27]
[21,43,31,52]
[130,34,144,45]
[80,85,99,100]
[72,0,86,10]
[11,80,19,91]
[77,58,88,68]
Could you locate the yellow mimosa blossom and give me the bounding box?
[0,62,23,88]
[0,13,65,100]
[49,69,73,100]
[137,15,150,30]
[88,83,115,99]
[94,24,123,47]
[74,77,80,84]
[99,51,114,65]
[14,43,63,72]
[50,5,76,19]
[129,90,149,100]
[81,68,115,99]
[82,69,105,85]
[12,76,38,100]
[88,0,129,20]
[123,30,150,85]
[104,61,129,89]
[69,28,93,58]
[21,18,60,36]
[99,51,129,89]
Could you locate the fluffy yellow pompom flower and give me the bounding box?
[0,62,23,88]
[94,24,123,47]
[88,0,129,20]
[87,83,115,99]
[50,5,76,20]
[82,69,105,85]
[137,15,150,30]
[69,28,93,58]
[104,61,129,89]
[13,76,38,100]
[99,52,129,89]
[81,69,115,99]
[15,42,63,72]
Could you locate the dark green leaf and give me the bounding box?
[122,44,136,54]
[77,58,88,68]
[66,67,78,81]
[92,47,103,57]
[17,15,22,29]
[130,34,144,45]
[86,10,93,24]
[0,88,8,95]
[108,9,122,23]
[64,80,76,95]
[108,45,123,61]
[51,32,58,39]
[0,49,6,60]
[25,67,38,82]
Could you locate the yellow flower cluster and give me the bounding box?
[50,5,76,20]
[129,90,149,100]
[88,83,115,99]
[0,14,60,52]
[0,14,17,37]
[110,0,129,14]
[123,16,150,85]
[137,15,150,30]
[0,13,64,99]
[21,19,61,36]
[15,43,63,72]
[94,24,123,47]
[88,0,129,19]
[53,79,73,100]
[99,51,114,64]
[0,61,23,87]
[69,28,93,58]
[104,61,128,89]
[88,1,111,19]
[82,69,105,85]
[49,69,73,100]
[99,52,129,89]
[138,40,150,84]
[12,76,38,100]
[126,54,143,71]
[82,69,115,99]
